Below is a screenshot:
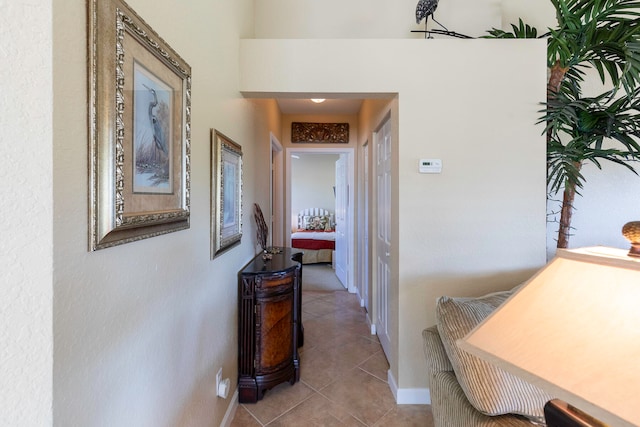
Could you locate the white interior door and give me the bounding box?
[270,134,284,247]
[334,154,348,288]
[375,119,392,360]
[361,143,370,311]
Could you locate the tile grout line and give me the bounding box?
[233,286,431,426]
[239,404,267,427]
[312,365,389,427]
[262,391,318,426]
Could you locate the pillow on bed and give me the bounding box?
[303,215,331,231]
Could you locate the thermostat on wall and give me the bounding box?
[419,159,442,174]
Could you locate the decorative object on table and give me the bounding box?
[485,0,640,250]
[622,221,640,257]
[291,122,349,144]
[253,203,269,258]
[253,203,272,261]
[88,0,191,250]
[211,130,243,258]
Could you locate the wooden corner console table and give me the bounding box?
[237,248,303,403]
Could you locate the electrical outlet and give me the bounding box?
[216,368,222,390]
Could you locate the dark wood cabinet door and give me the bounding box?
[255,290,294,375]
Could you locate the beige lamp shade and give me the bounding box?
[459,247,640,427]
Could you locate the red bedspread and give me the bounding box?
[292,238,335,251]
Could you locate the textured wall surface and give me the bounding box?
[0,1,54,425]
[52,0,261,426]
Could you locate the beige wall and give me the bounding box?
[291,154,340,227]
[1,2,54,425]
[254,0,555,39]
[240,38,548,398]
[51,0,264,425]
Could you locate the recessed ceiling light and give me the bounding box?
[310,98,326,103]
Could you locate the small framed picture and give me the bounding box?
[211,130,243,258]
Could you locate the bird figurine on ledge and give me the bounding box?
[416,0,448,31]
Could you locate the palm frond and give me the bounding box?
[483,18,542,39]
[548,0,640,94]
[493,0,640,247]
[543,85,640,195]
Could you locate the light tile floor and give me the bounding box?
[230,289,434,426]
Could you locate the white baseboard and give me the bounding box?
[387,369,431,405]
[220,390,239,427]
[366,313,376,335]
[397,387,431,405]
[355,287,365,308]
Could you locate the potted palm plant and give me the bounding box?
[487,0,640,249]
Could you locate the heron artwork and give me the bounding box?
[142,83,169,162]
[416,0,447,32]
[133,78,171,191]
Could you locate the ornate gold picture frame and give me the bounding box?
[211,130,243,258]
[291,122,349,143]
[88,0,191,250]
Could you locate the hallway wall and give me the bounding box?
[1,2,54,425]
[240,38,548,399]
[51,0,269,426]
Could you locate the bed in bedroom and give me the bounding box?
[291,208,335,265]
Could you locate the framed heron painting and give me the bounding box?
[211,130,243,258]
[88,0,191,250]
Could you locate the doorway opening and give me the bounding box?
[286,147,356,294]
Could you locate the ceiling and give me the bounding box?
[276,98,363,115]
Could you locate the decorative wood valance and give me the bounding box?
[291,122,349,144]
